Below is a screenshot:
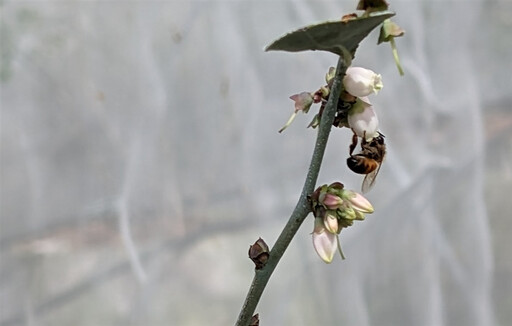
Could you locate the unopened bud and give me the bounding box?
[324,212,339,234]
[346,191,374,213]
[339,206,357,220]
[248,238,270,269]
[249,313,260,326]
[322,193,343,210]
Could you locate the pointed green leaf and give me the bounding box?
[265,11,395,56]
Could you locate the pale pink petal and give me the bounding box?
[312,229,338,263]
[289,92,313,112]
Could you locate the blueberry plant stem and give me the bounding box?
[235,56,348,326]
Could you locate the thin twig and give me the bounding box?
[235,56,348,326]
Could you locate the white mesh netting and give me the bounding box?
[1,1,511,325]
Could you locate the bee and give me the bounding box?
[346,131,386,193]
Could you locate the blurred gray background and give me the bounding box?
[1,1,511,325]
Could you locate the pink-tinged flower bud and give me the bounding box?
[323,212,339,234]
[290,92,314,113]
[343,67,383,97]
[322,193,343,210]
[312,217,338,263]
[346,190,374,214]
[348,98,379,140]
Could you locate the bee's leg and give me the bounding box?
[361,131,368,145]
[349,130,358,155]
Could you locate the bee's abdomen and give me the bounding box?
[347,156,378,174]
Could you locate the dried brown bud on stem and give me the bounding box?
[248,238,270,269]
[249,313,260,326]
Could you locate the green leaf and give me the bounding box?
[265,11,395,56]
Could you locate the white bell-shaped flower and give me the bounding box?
[347,97,379,140]
[343,67,383,97]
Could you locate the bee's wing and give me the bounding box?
[361,163,381,193]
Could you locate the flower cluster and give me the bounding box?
[280,66,383,141]
[279,65,389,263]
[310,182,374,263]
